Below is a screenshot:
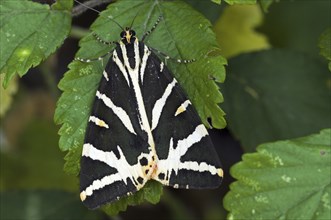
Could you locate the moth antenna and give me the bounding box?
[129,12,139,29]
[107,17,125,31]
[73,0,124,31]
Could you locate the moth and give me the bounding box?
[75,1,223,210]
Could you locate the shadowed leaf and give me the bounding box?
[222,49,331,151]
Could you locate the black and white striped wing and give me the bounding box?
[142,51,223,189]
[80,44,152,209]
[80,41,223,209]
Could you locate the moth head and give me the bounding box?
[120,27,136,44]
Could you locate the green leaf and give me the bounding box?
[211,0,222,4]
[222,49,331,151]
[224,129,331,220]
[0,0,73,88]
[102,181,163,216]
[0,190,104,220]
[318,28,331,71]
[54,0,226,214]
[224,0,256,5]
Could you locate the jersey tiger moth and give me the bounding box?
[74,0,224,210]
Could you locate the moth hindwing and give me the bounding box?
[77,5,223,210]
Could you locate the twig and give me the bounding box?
[72,0,113,17]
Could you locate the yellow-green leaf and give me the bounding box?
[0,74,17,118]
[214,4,270,58]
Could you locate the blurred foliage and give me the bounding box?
[257,0,275,12]
[221,49,331,151]
[214,4,270,58]
[221,0,256,5]
[318,28,331,71]
[0,75,17,118]
[185,0,226,24]
[211,0,258,5]
[0,119,77,190]
[0,0,330,219]
[258,0,330,57]
[224,129,331,219]
[0,190,104,220]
